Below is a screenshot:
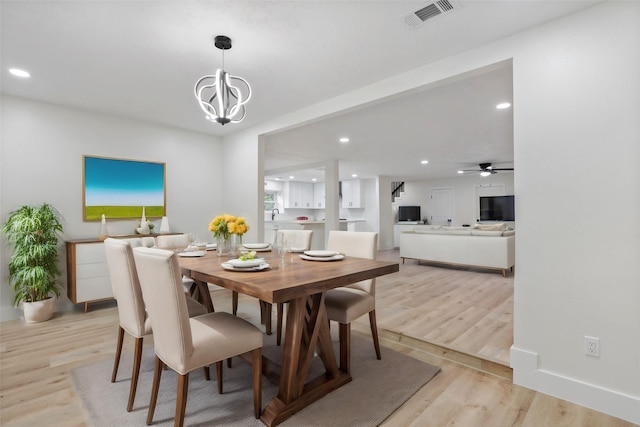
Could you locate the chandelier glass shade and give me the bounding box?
[194,36,251,125]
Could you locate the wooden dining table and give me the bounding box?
[178,249,399,427]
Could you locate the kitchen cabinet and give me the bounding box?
[341,179,363,208]
[313,182,325,209]
[284,181,314,208]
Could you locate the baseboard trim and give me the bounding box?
[511,346,640,425]
[353,323,513,380]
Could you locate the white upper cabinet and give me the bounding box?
[341,179,363,208]
[313,182,325,209]
[284,181,314,208]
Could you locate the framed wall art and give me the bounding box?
[83,155,166,221]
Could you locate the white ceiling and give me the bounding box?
[1,1,599,181]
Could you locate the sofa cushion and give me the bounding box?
[471,230,503,236]
[413,226,443,234]
[502,229,515,236]
[473,223,506,231]
[445,227,472,235]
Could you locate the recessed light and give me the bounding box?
[421,160,429,164]
[312,178,317,182]
[289,175,295,179]
[9,68,30,78]
[496,102,511,109]
[457,170,464,174]
[339,137,350,143]
[351,174,358,178]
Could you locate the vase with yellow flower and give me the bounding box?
[208,214,249,257]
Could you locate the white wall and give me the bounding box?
[509,3,640,423]
[0,96,223,320]
[378,176,395,250]
[398,173,515,226]
[218,3,640,422]
[218,128,263,244]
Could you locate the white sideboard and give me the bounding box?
[66,239,113,311]
[66,234,176,311]
[393,223,421,247]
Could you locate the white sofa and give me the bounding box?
[399,225,515,276]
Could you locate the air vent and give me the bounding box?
[402,0,460,29]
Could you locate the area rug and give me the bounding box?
[70,333,440,426]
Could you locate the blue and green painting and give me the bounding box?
[83,156,165,220]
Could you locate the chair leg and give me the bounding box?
[147,356,164,425]
[276,303,284,346]
[338,322,351,374]
[127,336,144,412]
[175,373,189,427]
[369,310,382,360]
[216,360,223,394]
[111,326,125,383]
[232,291,238,315]
[204,365,210,381]
[252,348,262,419]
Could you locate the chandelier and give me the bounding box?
[194,35,251,125]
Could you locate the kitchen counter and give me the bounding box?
[265,219,366,249]
[266,219,364,224]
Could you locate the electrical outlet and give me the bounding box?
[584,336,600,357]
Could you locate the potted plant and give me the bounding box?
[1,203,63,323]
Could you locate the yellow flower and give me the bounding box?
[209,213,249,239]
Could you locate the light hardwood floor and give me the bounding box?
[365,249,514,367]
[0,250,635,426]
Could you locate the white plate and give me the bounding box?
[290,247,306,253]
[221,262,270,272]
[206,243,217,251]
[299,254,345,262]
[177,251,206,257]
[242,243,271,249]
[251,247,272,252]
[303,250,339,257]
[227,258,265,268]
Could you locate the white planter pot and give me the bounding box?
[22,297,55,323]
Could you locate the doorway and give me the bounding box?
[429,187,454,225]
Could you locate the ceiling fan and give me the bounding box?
[459,163,514,176]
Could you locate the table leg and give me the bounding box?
[260,293,351,427]
[194,279,214,313]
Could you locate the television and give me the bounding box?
[398,206,421,222]
[479,195,515,221]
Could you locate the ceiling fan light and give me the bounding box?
[480,171,491,177]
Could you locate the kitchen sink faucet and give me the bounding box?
[271,208,280,221]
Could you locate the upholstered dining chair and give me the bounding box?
[156,233,191,249]
[104,238,208,413]
[132,247,263,426]
[156,234,200,296]
[269,229,313,344]
[324,231,380,373]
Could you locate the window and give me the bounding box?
[264,191,277,212]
